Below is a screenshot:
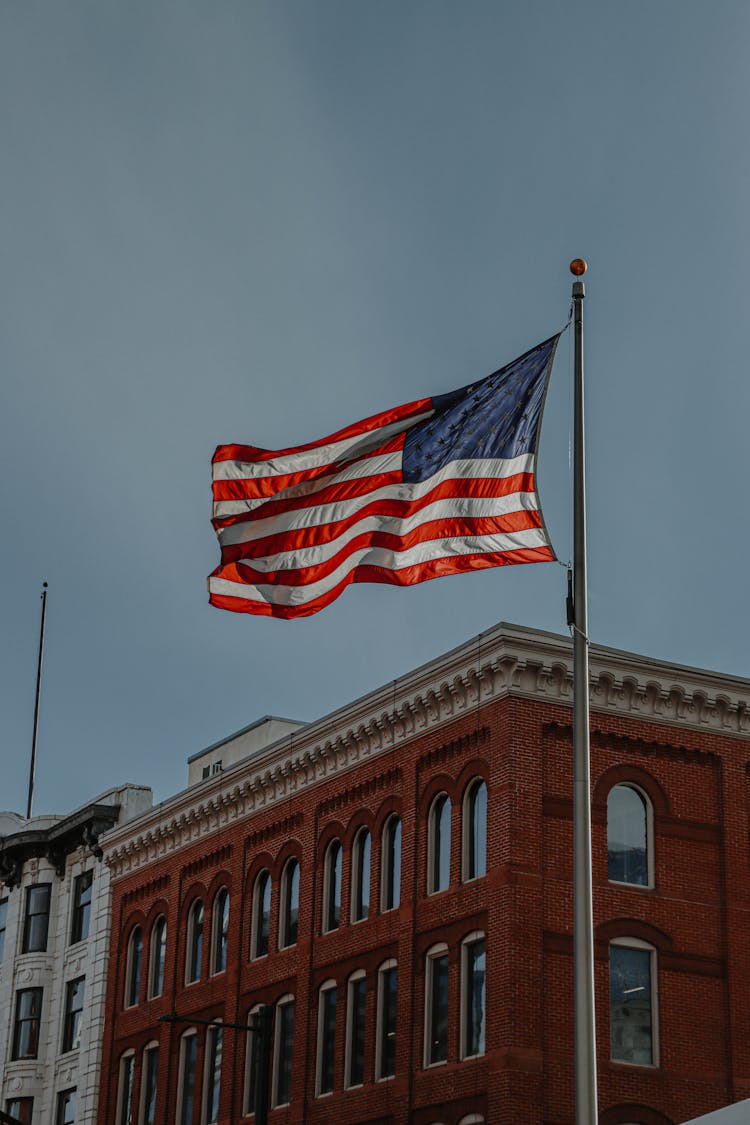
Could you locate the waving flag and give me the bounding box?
[209,334,560,618]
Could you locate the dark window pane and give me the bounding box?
[383,819,401,911]
[274,1000,295,1106]
[347,977,366,1087]
[212,890,230,974]
[23,885,51,953]
[1,897,9,963]
[379,966,397,1078]
[205,1026,223,1122]
[353,832,370,921]
[56,1089,76,1125]
[318,987,337,1094]
[464,940,486,1056]
[428,954,449,1064]
[253,873,271,958]
[467,782,487,880]
[282,862,299,948]
[609,945,654,1065]
[6,1098,33,1125]
[186,902,203,983]
[63,977,85,1053]
[430,797,451,893]
[142,1046,159,1125]
[126,929,142,1007]
[608,786,648,886]
[149,918,166,998]
[324,843,342,932]
[13,988,43,1059]
[178,1034,197,1125]
[71,871,93,944]
[118,1055,134,1125]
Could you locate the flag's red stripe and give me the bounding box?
[208,545,555,619]
[212,397,431,465]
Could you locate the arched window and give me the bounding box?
[607,785,651,887]
[251,871,272,959]
[185,900,204,984]
[272,994,295,1107]
[116,1049,135,1125]
[124,926,142,1008]
[460,930,486,1059]
[424,943,449,1066]
[351,829,371,922]
[211,888,230,975]
[148,916,167,999]
[381,816,401,912]
[463,779,487,881]
[279,859,300,949]
[609,938,658,1066]
[375,959,397,1080]
[139,1041,159,1125]
[345,970,366,1088]
[316,980,337,1096]
[427,794,451,894]
[322,841,342,933]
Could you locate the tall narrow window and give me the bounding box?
[609,940,657,1066]
[424,945,449,1066]
[12,988,43,1059]
[23,884,51,953]
[70,870,93,944]
[461,933,486,1058]
[204,1024,223,1123]
[375,960,397,1080]
[56,1090,76,1125]
[381,817,401,912]
[186,900,204,984]
[351,829,371,922]
[463,780,487,881]
[117,1051,135,1125]
[316,982,337,1096]
[148,916,167,999]
[428,795,451,894]
[125,927,143,1008]
[345,971,367,1088]
[0,897,8,963]
[140,1044,159,1125]
[211,889,230,974]
[5,1100,33,1125]
[62,976,85,1052]
[273,996,295,1107]
[242,1005,263,1116]
[177,1031,198,1125]
[279,860,300,949]
[322,841,342,932]
[608,785,650,886]
[251,871,271,959]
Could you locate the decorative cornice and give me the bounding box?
[102,623,750,879]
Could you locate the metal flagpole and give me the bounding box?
[570,259,598,1124]
[26,581,48,820]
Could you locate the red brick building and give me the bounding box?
[98,623,750,1125]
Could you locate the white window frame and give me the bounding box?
[350,828,371,924]
[138,1040,159,1125]
[185,900,204,985]
[375,958,397,1081]
[609,937,659,1067]
[607,784,655,889]
[210,888,230,976]
[321,840,342,933]
[460,930,486,1060]
[115,1049,136,1125]
[250,871,271,961]
[344,969,367,1089]
[242,1004,262,1117]
[461,778,488,883]
[315,979,337,1097]
[427,793,451,895]
[380,816,401,913]
[271,994,295,1108]
[175,1028,198,1125]
[124,927,142,1009]
[147,916,167,1000]
[278,859,300,950]
[423,942,450,1068]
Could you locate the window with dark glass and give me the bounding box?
[322,841,342,932]
[12,988,43,1059]
[463,780,487,881]
[5,1098,33,1125]
[381,817,401,911]
[125,927,142,1007]
[0,897,9,963]
[56,1089,76,1125]
[351,830,371,922]
[186,901,204,984]
[178,1032,197,1125]
[461,936,486,1058]
[316,984,337,1095]
[211,889,230,974]
[204,1025,223,1123]
[70,870,93,944]
[273,998,295,1107]
[252,871,271,959]
[345,973,366,1088]
[425,949,449,1065]
[140,1044,159,1125]
[428,795,451,894]
[607,785,649,886]
[117,1053,135,1125]
[62,977,85,1053]
[243,1006,262,1116]
[279,860,300,949]
[609,942,656,1066]
[376,962,397,1079]
[23,884,51,953]
[148,917,167,999]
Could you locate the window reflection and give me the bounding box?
[608,786,648,885]
[609,943,654,1065]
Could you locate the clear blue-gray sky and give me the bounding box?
[2,1,748,815]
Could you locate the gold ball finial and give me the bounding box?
[569,258,587,277]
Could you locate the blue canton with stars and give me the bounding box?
[402,335,559,483]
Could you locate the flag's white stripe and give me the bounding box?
[212,409,433,482]
[213,451,403,519]
[229,493,541,574]
[209,528,549,607]
[216,454,536,544]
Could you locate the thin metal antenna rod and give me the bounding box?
[27,581,48,820]
[570,260,598,1125]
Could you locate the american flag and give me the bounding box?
[209,334,560,618]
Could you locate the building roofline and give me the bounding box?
[186,714,305,763]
